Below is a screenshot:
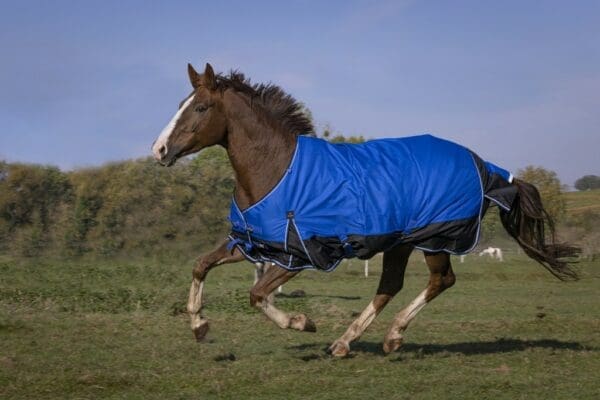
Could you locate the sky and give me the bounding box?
[0,0,598,187]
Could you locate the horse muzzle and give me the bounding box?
[152,141,179,167]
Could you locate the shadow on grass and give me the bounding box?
[287,338,594,361]
[389,338,593,359]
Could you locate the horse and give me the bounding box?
[479,246,504,261]
[152,63,579,357]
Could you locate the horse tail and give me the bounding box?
[499,178,580,281]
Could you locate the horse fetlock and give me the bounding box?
[289,314,317,332]
[383,333,404,354]
[192,262,210,280]
[328,340,350,357]
[249,290,263,308]
[191,318,210,342]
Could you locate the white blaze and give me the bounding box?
[152,94,195,160]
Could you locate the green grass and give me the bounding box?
[1,254,599,399]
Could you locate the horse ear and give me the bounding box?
[203,63,216,90]
[188,63,202,89]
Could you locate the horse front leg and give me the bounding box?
[249,265,316,332]
[187,239,245,341]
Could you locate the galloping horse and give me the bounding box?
[152,63,578,357]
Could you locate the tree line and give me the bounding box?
[0,147,234,259]
[575,175,600,191]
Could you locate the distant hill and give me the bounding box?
[562,189,599,260]
[564,189,600,216]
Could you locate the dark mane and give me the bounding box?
[215,71,314,136]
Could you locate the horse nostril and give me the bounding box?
[159,145,167,157]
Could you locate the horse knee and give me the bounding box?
[192,258,210,280]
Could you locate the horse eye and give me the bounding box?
[195,105,208,113]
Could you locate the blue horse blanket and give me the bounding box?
[229,134,516,271]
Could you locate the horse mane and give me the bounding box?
[215,71,314,137]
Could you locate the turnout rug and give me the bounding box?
[228,134,517,271]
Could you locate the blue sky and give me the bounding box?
[1,0,598,186]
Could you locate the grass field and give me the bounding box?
[1,253,599,399]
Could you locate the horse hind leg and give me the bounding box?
[382,251,455,354]
[329,244,413,357]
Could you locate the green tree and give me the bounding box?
[11,210,46,257]
[517,166,566,222]
[61,168,106,255]
[574,175,600,191]
[0,164,69,229]
[320,124,365,143]
[0,163,70,255]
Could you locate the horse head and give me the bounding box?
[152,63,228,166]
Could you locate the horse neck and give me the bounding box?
[223,93,297,210]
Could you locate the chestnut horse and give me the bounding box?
[152,63,578,357]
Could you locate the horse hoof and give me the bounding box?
[289,314,317,332]
[383,337,403,354]
[193,321,210,342]
[328,341,350,357]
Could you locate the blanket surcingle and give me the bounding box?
[228,134,517,271]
